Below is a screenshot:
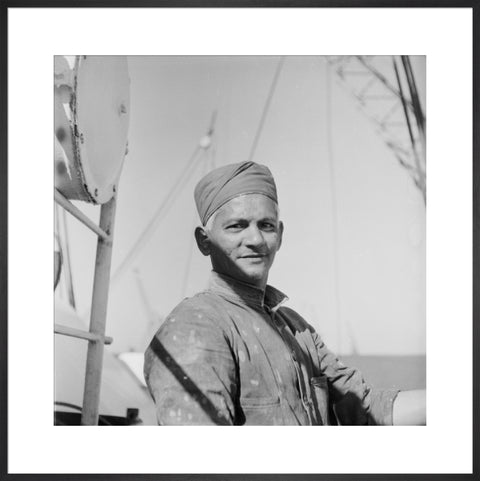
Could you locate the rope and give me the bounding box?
[180,146,213,298]
[393,57,426,204]
[111,110,219,287]
[180,209,199,299]
[325,61,358,355]
[247,56,285,162]
[111,145,203,285]
[325,62,343,353]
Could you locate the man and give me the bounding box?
[144,161,425,425]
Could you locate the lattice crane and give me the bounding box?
[326,55,426,204]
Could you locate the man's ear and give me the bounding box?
[195,226,211,256]
[277,221,284,251]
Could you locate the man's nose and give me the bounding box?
[244,225,264,247]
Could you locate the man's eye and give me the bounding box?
[227,223,243,230]
[261,223,275,231]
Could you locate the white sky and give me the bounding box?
[57,55,426,356]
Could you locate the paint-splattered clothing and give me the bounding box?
[144,271,399,425]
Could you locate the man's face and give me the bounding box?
[201,193,283,289]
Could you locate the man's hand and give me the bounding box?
[392,389,426,425]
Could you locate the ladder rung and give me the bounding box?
[54,189,111,241]
[54,323,113,345]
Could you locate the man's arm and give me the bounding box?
[392,389,426,425]
[313,332,426,425]
[311,333,397,425]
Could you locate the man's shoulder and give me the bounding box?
[167,290,225,320]
[146,291,231,354]
[277,305,316,335]
[154,290,233,336]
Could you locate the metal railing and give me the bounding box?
[54,188,117,425]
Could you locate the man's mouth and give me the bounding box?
[241,254,266,259]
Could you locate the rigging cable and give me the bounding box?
[181,114,218,298]
[401,55,426,164]
[401,56,426,140]
[325,60,358,355]
[247,56,285,162]
[111,144,203,286]
[392,57,426,204]
[180,157,210,299]
[132,267,160,346]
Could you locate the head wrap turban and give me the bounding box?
[194,161,278,225]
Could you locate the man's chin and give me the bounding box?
[236,268,267,288]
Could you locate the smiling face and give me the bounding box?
[195,193,283,289]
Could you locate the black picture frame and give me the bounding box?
[1,1,477,480]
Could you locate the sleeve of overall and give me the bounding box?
[313,333,399,425]
[144,301,237,425]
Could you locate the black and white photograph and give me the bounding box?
[53,55,426,427]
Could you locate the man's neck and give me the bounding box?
[208,270,288,312]
[211,268,267,292]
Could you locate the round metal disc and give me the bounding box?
[72,56,130,204]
